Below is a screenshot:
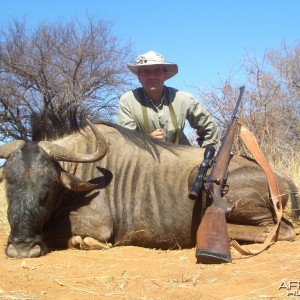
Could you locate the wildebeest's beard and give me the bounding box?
[4,143,61,258]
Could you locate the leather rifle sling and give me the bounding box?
[230,122,283,256]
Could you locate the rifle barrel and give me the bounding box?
[231,85,245,121]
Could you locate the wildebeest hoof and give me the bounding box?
[68,235,112,250]
[83,237,112,250]
[68,236,83,249]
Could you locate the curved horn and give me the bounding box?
[0,140,25,159]
[38,120,108,163]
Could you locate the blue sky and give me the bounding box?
[0,0,299,94]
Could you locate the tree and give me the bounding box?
[198,43,300,166]
[0,17,134,142]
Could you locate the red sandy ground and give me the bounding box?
[0,232,299,300]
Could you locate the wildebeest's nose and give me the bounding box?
[5,242,43,258]
[5,235,47,258]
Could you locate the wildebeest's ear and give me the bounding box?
[60,171,97,191]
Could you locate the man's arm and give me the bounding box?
[187,100,219,147]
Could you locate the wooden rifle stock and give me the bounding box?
[195,86,245,264]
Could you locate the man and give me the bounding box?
[118,51,219,146]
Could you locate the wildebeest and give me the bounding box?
[0,118,299,259]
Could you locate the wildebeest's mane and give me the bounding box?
[31,108,87,142]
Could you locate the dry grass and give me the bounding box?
[272,149,300,190]
[268,147,300,223]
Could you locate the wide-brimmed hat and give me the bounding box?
[128,51,178,80]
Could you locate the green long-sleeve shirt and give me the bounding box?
[118,86,219,146]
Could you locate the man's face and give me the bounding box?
[137,65,167,92]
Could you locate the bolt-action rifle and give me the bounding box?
[189,86,245,264]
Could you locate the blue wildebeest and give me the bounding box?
[0,120,299,258]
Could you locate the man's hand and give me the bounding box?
[149,128,164,140]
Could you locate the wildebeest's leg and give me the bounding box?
[227,218,296,243]
[44,191,114,251]
[66,191,114,249]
